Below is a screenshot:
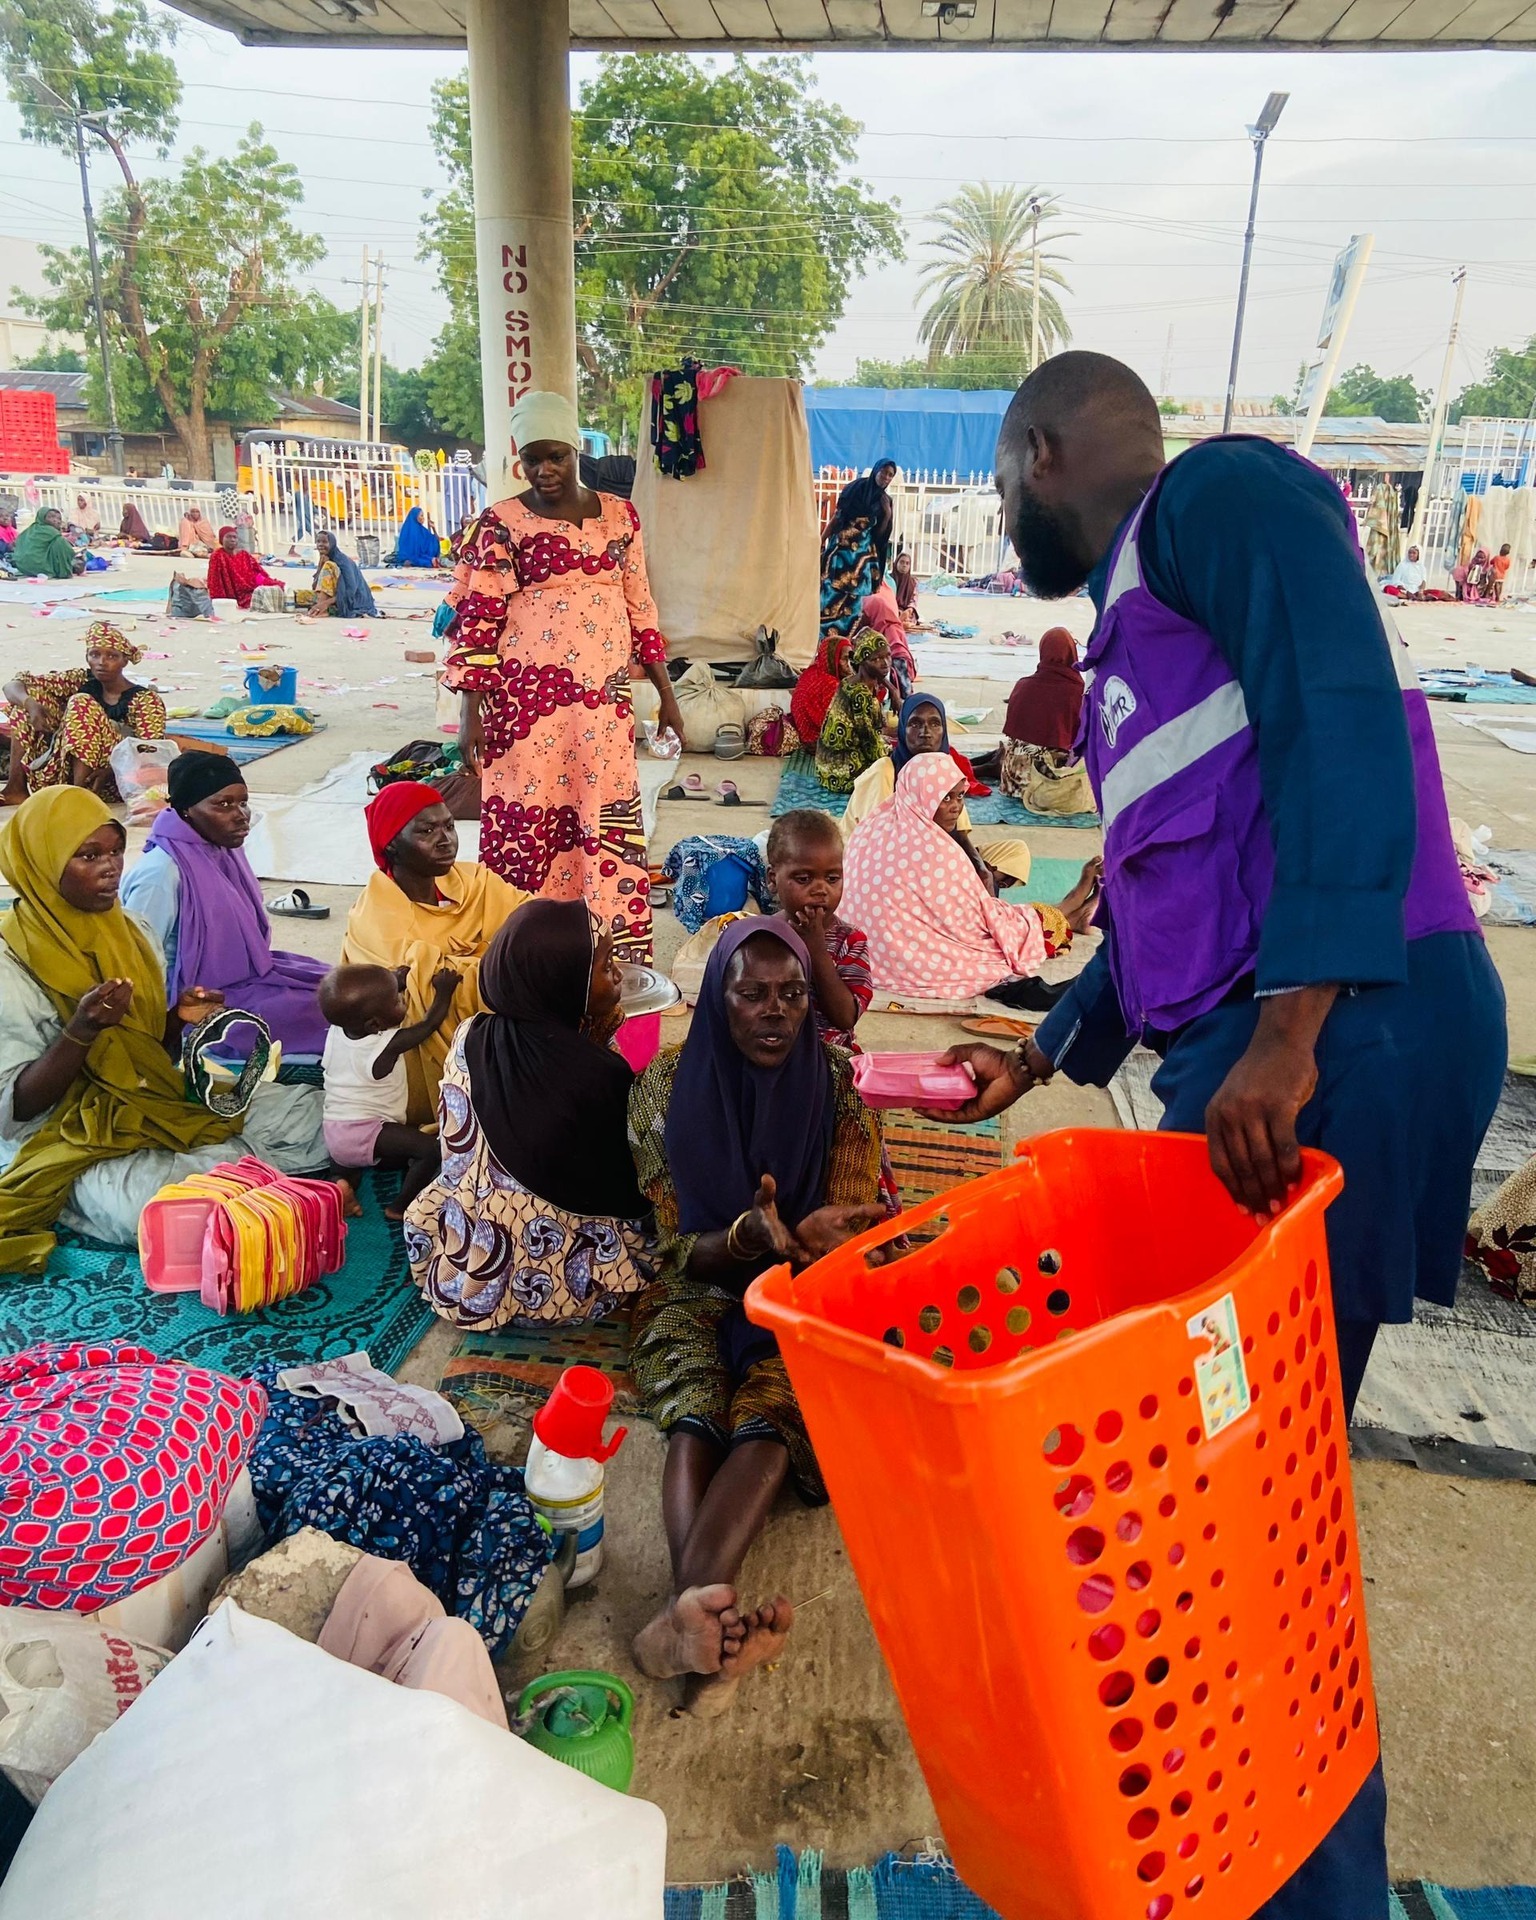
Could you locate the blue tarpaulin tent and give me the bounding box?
[803,388,1014,478]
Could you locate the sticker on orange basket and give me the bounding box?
[1186,1293,1252,1439]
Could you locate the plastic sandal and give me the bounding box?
[265,887,330,919]
[662,774,711,802]
[713,780,766,808]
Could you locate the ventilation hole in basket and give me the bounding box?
[1219,1852,1233,1874]
[1268,1523,1280,1544]
[1111,1717,1144,1752]
[1289,1286,1302,1317]
[1352,1698,1366,1729]
[1138,1612,1163,1643]
[1272,1359,1287,1387]
[1136,1851,1165,1884]
[1256,1430,1268,1452]
[1128,1807,1159,1841]
[1195,1474,1210,1495]
[918,1304,943,1334]
[930,1345,955,1369]
[1097,1409,1125,1444]
[1150,1444,1169,1469]
[1030,1245,1062,1276]
[1162,1746,1186,1774]
[1305,1629,1318,1655]
[1107,1460,1134,1494]
[1200,1727,1217,1751]
[956,1284,982,1315]
[1237,1747,1252,1768]
[1179,1834,1200,1861]
[1182,1426,1199,1447]
[1284,1451,1299,1478]
[1007,1306,1033,1337]
[1043,1424,1085,1466]
[968,1326,993,1355]
[1327,1646,1341,1675]
[1295,1544,1309,1569]
[1340,1572,1353,1607]
[1344,1614,1357,1649]
[995,1265,1022,1295]
[1176,1591,1194,1614]
[1119,1764,1152,1798]
[1213,1811,1229,1835]
[1347,1654,1360,1690]
[1155,1701,1179,1731]
[1158,1495,1177,1520]
[1183,1635,1201,1661]
[1336,1727,1349,1754]
[1146,1897,1174,1920]
[1243,1791,1257,1810]
[1316,1353,1329,1390]
[1139,1393,1159,1420]
[881,1327,906,1348]
[1280,1406,1295,1435]
[1330,1487,1343,1524]
[1167,1541,1185,1566]
[1185,1874,1205,1899]
[1174,1375,1194,1400]
[1192,1681,1209,1706]
[1118,1511,1144,1546]
[1325,1441,1339,1481]
[1127,1560,1152,1591]
[1054,1473,1096,1519]
[1090,1623,1127,1662]
[1242,1334,1255,1356]
[1267,1310,1281,1336]
[1067,1526,1106,1566]
[1145,1655,1170,1684]
[1077,1573,1116,1614]
[1300,1380,1314,1411]
[1314,1514,1327,1547]
[1170,1790,1193,1817]
[1101,1669,1135,1706]
[1046,1288,1071,1316]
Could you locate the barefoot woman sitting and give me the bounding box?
[628,920,886,1712]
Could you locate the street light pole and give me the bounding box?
[1222,91,1289,436]
[73,112,125,477]
[1029,195,1042,374]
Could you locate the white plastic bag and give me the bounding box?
[108,737,181,826]
[0,1604,668,1919]
[0,1611,170,1805]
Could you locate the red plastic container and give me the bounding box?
[747,1129,1375,1920]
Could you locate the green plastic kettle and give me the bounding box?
[515,1669,636,1793]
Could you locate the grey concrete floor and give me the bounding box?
[23,561,1536,1891]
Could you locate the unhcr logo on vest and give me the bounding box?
[1099,675,1138,749]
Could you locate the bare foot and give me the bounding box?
[684,1595,795,1717]
[1061,856,1104,934]
[632,1584,742,1681]
[334,1178,363,1220]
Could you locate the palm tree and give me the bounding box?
[917,184,1074,373]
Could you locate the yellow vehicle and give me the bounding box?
[236,433,438,527]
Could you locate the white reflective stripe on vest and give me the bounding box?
[1099,680,1251,830]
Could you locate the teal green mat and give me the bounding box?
[771,750,1099,829]
[1003,857,1084,906]
[0,1171,432,1377]
[663,1850,1536,1918]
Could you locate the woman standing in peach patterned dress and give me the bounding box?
[444,392,686,963]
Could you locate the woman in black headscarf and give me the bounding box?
[627,919,887,1715]
[818,457,897,645]
[403,898,652,1330]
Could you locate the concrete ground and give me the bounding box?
[8,553,1536,1888]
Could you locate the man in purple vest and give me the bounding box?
[945,353,1507,1919]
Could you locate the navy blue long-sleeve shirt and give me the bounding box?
[1037,437,1420,1081]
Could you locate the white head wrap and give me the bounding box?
[510,390,581,454]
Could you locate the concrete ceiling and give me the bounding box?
[159,0,1536,51]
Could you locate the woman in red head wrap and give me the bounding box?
[206,526,281,609]
[339,782,529,1121]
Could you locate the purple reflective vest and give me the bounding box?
[1078,465,1477,1035]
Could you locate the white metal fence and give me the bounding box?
[1,476,222,541]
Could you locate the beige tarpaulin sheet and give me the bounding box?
[631,376,818,669]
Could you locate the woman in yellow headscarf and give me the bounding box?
[0,788,327,1271]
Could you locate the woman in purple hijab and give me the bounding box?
[120,751,329,1055]
[626,919,889,1715]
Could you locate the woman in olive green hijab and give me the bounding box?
[0,787,326,1271]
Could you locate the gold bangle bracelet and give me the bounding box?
[725,1211,753,1260]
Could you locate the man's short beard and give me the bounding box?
[1010,489,1092,598]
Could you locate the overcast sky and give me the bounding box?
[3,12,1533,408]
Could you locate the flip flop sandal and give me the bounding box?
[662,773,712,802]
[714,779,766,808]
[961,1015,1036,1039]
[714,722,746,760]
[265,887,330,920]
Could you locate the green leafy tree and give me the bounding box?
[421,53,902,440]
[917,185,1071,371]
[1323,363,1426,423]
[420,315,484,444]
[841,349,1028,391]
[1272,363,1307,417]
[0,0,181,152]
[20,128,351,475]
[1451,336,1536,423]
[332,358,445,446]
[15,343,87,371]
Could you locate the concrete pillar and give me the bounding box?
[465,0,578,499]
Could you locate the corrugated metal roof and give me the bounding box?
[0,371,87,408]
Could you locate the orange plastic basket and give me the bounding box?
[747,1129,1376,1920]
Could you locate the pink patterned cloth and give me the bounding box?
[0,1343,265,1612]
[842,752,1047,999]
